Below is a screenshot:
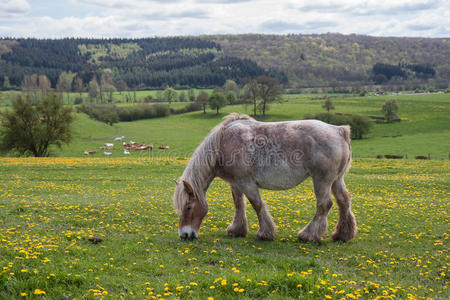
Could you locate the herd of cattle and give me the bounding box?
[84,136,170,156]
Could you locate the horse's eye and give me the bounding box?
[187,205,192,210]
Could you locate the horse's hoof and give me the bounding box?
[226,229,247,238]
[297,230,321,243]
[256,231,274,241]
[331,231,353,242]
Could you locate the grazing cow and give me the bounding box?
[105,143,114,149]
[114,136,125,141]
[84,150,96,155]
[103,152,112,156]
[123,150,130,155]
[159,145,170,150]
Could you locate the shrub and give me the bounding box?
[170,102,202,115]
[304,113,373,139]
[0,94,73,156]
[78,103,170,124]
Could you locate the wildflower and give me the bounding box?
[33,289,46,295]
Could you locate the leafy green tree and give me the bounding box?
[188,88,196,101]
[209,93,227,115]
[349,115,373,139]
[103,84,117,103]
[382,99,399,123]
[322,98,335,122]
[3,76,11,89]
[163,87,177,104]
[223,79,239,96]
[225,90,237,104]
[0,94,73,157]
[196,91,209,114]
[179,91,186,102]
[322,98,335,113]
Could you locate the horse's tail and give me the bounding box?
[338,125,352,175]
[339,125,351,145]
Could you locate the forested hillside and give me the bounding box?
[0,37,282,89]
[0,34,449,90]
[208,33,450,90]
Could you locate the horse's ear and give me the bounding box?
[174,179,179,185]
[183,180,194,196]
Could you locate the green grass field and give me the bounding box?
[0,158,448,299]
[0,91,449,298]
[43,92,449,160]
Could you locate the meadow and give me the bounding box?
[0,91,449,298]
[55,92,450,160]
[3,91,447,159]
[0,157,448,299]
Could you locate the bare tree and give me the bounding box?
[73,76,84,100]
[257,76,283,116]
[21,74,39,101]
[244,78,260,116]
[38,74,51,97]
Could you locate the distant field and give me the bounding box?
[0,91,449,159]
[0,158,448,298]
[0,89,212,106]
[60,92,449,159]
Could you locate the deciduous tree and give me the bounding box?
[209,92,227,115]
[163,87,177,105]
[382,99,399,123]
[257,76,283,116]
[0,94,73,157]
[196,91,209,114]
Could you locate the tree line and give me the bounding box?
[0,37,284,90]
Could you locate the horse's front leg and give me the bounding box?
[226,186,248,237]
[298,176,333,242]
[244,185,276,241]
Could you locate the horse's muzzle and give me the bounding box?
[179,226,198,240]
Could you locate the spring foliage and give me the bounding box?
[0,93,73,157]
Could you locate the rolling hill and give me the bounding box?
[0,34,449,90]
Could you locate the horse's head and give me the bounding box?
[173,180,208,240]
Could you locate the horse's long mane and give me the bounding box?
[173,113,254,211]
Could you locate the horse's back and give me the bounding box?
[218,119,351,189]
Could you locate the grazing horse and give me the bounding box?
[173,113,356,243]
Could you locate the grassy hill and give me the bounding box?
[49,92,450,160]
[207,33,450,89]
[1,34,449,90]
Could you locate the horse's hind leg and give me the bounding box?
[298,177,333,242]
[243,185,276,241]
[226,186,248,237]
[331,177,356,242]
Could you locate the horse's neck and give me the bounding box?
[184,159,216,196]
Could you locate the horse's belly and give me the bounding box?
[255,165,309,190]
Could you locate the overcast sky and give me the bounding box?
[0,0,449,38]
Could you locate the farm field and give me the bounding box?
[45,92,450,159]
[0,157,448,299]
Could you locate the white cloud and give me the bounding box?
[0,0,449,37]
[0,0,31,18]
